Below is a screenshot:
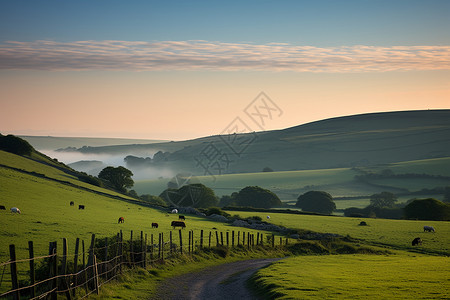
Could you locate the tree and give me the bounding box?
[0,134,33,156]
[295,191,336,214]
[404,198,450,221]
[370,192,397,208]
[234,186,282,209]
[98,166,134,193]
[159,183,218,208]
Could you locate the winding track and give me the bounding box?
[151,258,282,300]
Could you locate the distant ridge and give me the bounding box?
[25,110,450,175]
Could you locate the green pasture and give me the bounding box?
[226,211,450,255]
[252,254,450,299]
[0,166,267,263]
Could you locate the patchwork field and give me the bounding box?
[252,254,450,299]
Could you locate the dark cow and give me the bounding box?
[78,205,85,210]
[179,215,186,220]
[152,222,158,228]
[118,217,124,223]
[0,205,6,210]
[412,237,422,246]
[171,221,186,229]
[359,221,367,226]
[70,201,74,206]
[423,226,435,232]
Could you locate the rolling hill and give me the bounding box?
[44,110,450,177]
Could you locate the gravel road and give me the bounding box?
[151,258,282,300]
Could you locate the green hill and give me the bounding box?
[49,110,450,176]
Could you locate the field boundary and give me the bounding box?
[0,229,287,299]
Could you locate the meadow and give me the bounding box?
[226,211,450,255]
[251,254,450,299]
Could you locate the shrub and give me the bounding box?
[0,134,34,155]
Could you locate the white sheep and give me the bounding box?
[171,209,178,214]
[423,225,435,232]
[267,215,270,219]
[10,207,21,214]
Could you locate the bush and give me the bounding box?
[205,207,231,217]
[77,173,103,187]
[404,198,450,221]
[234,186,282,209]
[295,191,336,214]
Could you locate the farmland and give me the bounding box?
[251,254,450,299]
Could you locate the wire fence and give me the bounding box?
[0,229,288,299]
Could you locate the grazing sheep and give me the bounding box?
[10,207,21,214]
[152,222,158,228]
[412,237,422,246]
[78,205,85,210]
[0,205,6,210]
[171,221,186,229]
[118,217,124,223]
[359,221,367,226]
[70,201,74,206]
[171,209,178,214]
[267,215,270,219]
[423,226,435,232]
[179,215,186,220]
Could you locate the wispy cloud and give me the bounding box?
[0,40,449,72]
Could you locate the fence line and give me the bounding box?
[0,229,288,299]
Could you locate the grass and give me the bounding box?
[250,254,450,299]
[226,211,450,255]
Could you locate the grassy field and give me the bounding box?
[251,254,450,299]
[226,211,450,255]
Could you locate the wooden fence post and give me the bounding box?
[140,231,144,267]
[50,241,58,300]
[82,240,88,295]
[169,231,173,254]
[130,230,134,265]
[247,232,250,249]
[179,230,183,255]
[104,237,109,279]
[150,234,154,261]
[220,232,224,246]
[242,232,245,246]
[237,231,240,246]
[158,233,161,259]
[256,233,260,246]
[191,230,195,252]
[232,231,235,247]
[280,237,282,247]
[208,231,211,248]
[93,255,99,295]
[73,238,79,297]
[28,241,35,299]
[62,238,72,300]
[188,231,191,254]
[144,234,148,268]
[87,234,96,290]
[9,244,20,300]
[161,232,164,263]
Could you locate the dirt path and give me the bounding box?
[151,258,282,300]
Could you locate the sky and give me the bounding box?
[0,0,449,140]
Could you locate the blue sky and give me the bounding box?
[0,0,449,139]
[1,0,449,45]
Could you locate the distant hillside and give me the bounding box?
[20,136,168,150]
[51,110,450,177]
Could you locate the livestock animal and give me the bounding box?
[152,222,158,228]
[0,205,6,210]
[179,215,186,220]
[423,226,435,232]
[118,217,124,223]
[359,221,367,226]
[10,207,21,214]
[171,209,178,214]
[412,237,422,246]
[171,221,186,229]
[267,216,270,219]
[78,205,85,210]
[70,201,74,206]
